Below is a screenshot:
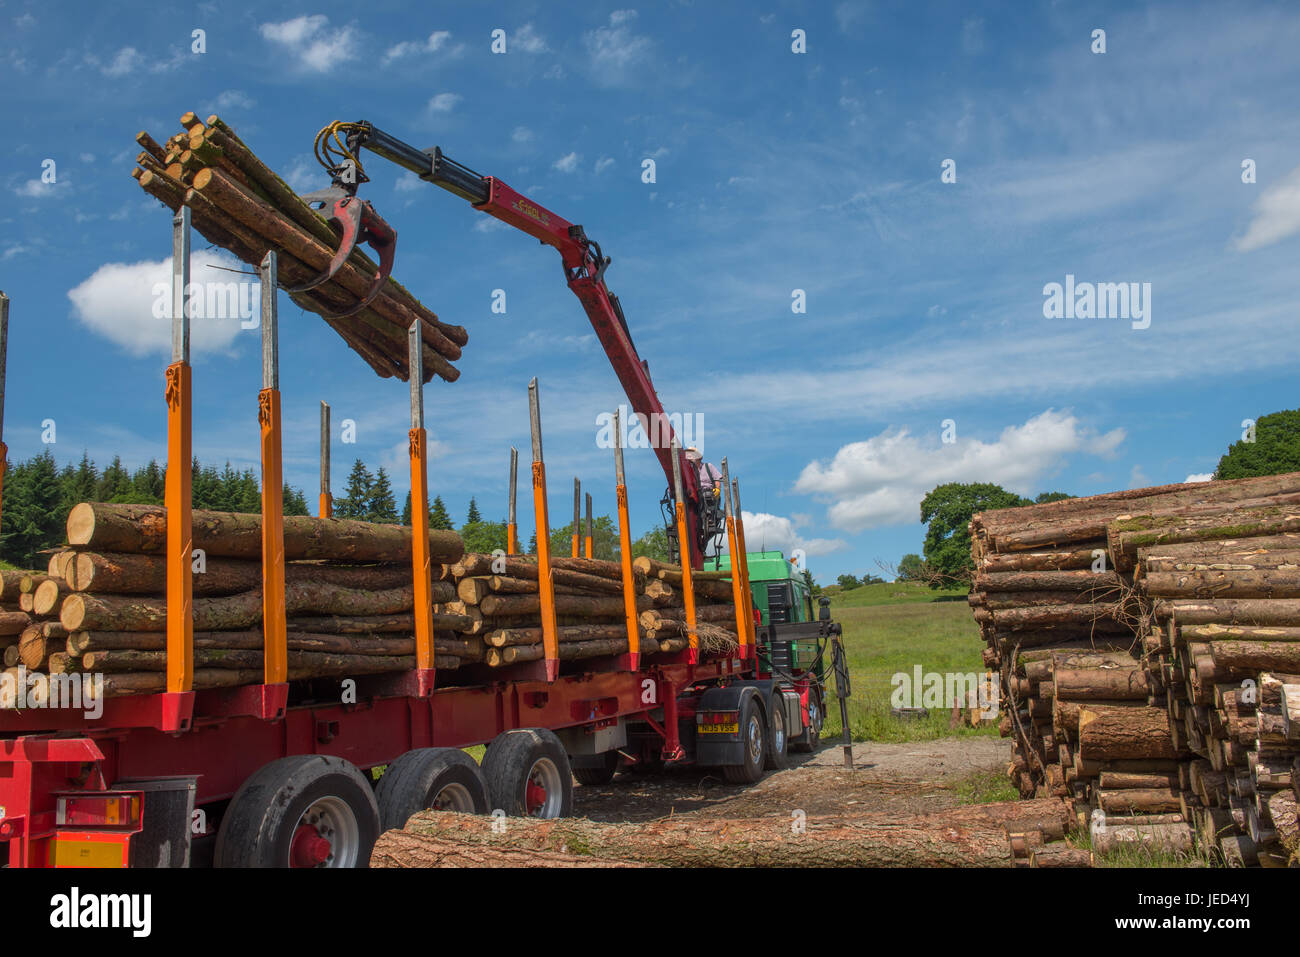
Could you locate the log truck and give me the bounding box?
[0,124,842,868]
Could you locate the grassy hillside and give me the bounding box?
[817,580,994,743]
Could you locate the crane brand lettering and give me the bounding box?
[1041,274,1151,329]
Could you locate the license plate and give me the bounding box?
[698,722,738,734]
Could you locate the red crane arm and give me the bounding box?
[341,124,704,567]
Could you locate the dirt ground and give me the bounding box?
[573,737,1011,823]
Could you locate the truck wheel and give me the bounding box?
[766,695,789,770]
[792,690,823,753]
[375,748,490,829]
[723,697,767,784]
[572,750,620,786]
[483,729,574,818]
[215,755,380,868]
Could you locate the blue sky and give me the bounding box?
[3,1,1300,583]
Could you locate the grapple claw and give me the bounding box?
[284,186,397,318]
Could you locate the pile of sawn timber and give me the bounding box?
[1,503,737,705]
[969,471,1300,866]
[130,112,466,382]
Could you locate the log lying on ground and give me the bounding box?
[374,799,1073,868]
[66,503,465,563]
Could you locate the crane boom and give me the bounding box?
[333,121,706,567]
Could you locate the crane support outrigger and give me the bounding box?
[304,120,709,567]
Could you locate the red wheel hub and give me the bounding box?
[291,825,332,867]
[525,780,548,815]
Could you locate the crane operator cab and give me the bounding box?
[661,447,727,563]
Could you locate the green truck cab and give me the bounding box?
[712,549,820,671]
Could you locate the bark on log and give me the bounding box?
[1078,705,1178,760]
[66,503,464,563]
[375,799,1073,867]
[1054,667,1149,700]
[479,592,653,618]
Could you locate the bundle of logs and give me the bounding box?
[969,471,1300,866]
[1,503,737,706]
[130,112,466,382]
[443,554,738,667]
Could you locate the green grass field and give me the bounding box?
[816,581,996,743]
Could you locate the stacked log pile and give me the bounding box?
[0,571,52,707]
[130,113,466,382]
[969,472,1300,864]
[1,503,738,705]
[1133,528,1300,866]
[444,553,738,666]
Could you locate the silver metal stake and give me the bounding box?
[172,207,191,364]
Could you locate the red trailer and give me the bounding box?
[0,626,831,867]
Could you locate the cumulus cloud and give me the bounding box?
[724,511,847,558]
[583,10,652,85]
[1235,164,1300,251]
[68,251,251,357]
[260,15,358,72]
[794,409,1126,532]
[513,23,548,53]
[427,92,461,113]
[552,152,581,173]
[214,89,256,111]
[1185,472,1214,483]
[384,30,453,63]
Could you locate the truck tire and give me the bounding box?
[765,694,789,770]
[375,748,490,829]
[214,755,380,868]
[723,697,767,784]
[483,729,574,818]
[572,750,620,786]
[792,689,823,753]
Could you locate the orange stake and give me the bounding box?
[732,478,757,648]
[506,446,518,555]
[258,251,286,685]
[584,492,594,559]
[164,209,193,695]
[407,323,435,676]
[259,388,287,684]
[670,441,698,662]
[721,459,749,658]
[164,362,193,692]
[409,428,435,670]
[612,409,639,668]
[571,477,581,558]
[531,380,559,680]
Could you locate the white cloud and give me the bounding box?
[473,217,508,233]
[1185,472,1214,483]
[1129,465,1151,489]
[394,172,424,193]
[512,126,533,144]
[67,251,251,358]
[513,24,548,53]
[794,409,1126,532]
[14,178,68,199]
[214,90,256,111]
[427,92,461,113]
[102,47,143,77]
[284,159,320,193]
[1235,164,1300,251]
[552,152,581,174]
[384,30,453,63]
[961,17,985,55]
[594,156,615,174]
[14,13,35,28]
[259,15,358,72]
[583,10,652,85]
[727,512,847,558]
[2,245,29,260]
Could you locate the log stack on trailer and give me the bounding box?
[0,503,738,705]
[969,471,1300,864]
[130,113,466,383]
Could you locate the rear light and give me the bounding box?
[696,710,739,725]
[56,793,142,830]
